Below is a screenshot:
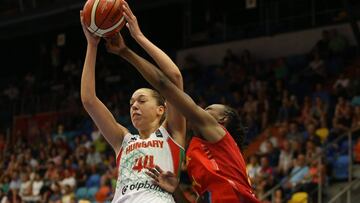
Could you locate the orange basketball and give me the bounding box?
[83,0,126,37]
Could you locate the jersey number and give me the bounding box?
[132,155,155,172]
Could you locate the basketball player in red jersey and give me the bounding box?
[109,2,261,203]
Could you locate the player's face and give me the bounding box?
[130,89,164,130]
[205,104,226,124]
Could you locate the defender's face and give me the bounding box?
[205,104,226,124]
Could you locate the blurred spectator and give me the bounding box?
[24,149,38,170]
[93,136,107,154]
[60,169,76,191]
[277,97,290,124]
[308,51,326,79]
[258,156,274,181]
[312,83,330,107]
[51,44,61,68]
[75,160,88,188]
[263,140,280,167]
[49,182,62,203]
[305,140,321,163]
[95,178,112,203]
[246,155,261,183]
[260,130,279,154]
[53,125,66,142]
[81,134,92,149]
[86,145,102,167]
[1,188,22,203]
[257,91,270,129]
[352,105,360,130]
[255,156,275,199]
[3,85,19,101]
[310,97,327,124]
[272,80,285,110]
[286,122,302,142]
[350,68,360,96]
[31,173,43,202]
[61,185,75,203]
[273,58,288,80]
[354,137,360,163]
[352,96,360,106]
[50,148,62,167]
[288,95,300,119]
[19,173,32,200]
[0,176,10,196]
[315,118,329,143]
[90,125,101,141]
[243,94,258,119]
[332,97,352,134]
[283,154,309,194]
[303,123,321,146]
[63,59,77,77]
[44,161,60,182]
[240,49,253,71]
[301,159,326,200]
[333,73,350,95]
[314,30,330,59]
[249,77,261,94]
[222,49,239,68]
[328,29,348,55]
[300,96,313,125]
[277,140,293,176]
[9,172,20,191]
[0,133,5,153]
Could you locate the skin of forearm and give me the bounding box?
[134,35,183,87]
[172,185,192,203]
[119,47,172,92]
[81,45,98,101]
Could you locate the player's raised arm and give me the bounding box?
[80,11,128,155]
[107,38,224,142]
[106,36,185,148]
[120,0,186,146]
[121,0,182,88]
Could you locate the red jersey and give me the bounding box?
[186,128,260,203]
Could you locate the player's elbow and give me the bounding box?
[81,94,97,109]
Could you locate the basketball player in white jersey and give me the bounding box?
[79,4,185,202]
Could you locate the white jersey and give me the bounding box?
[112,126,185,203]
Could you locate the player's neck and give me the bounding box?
[138,124,160,139]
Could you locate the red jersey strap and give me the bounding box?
[167,137,185,177]
[116,148,123,169]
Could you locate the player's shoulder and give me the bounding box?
[122,133,139,146]
[156,126,171,139]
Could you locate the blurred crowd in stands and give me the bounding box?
[0,28,360,203]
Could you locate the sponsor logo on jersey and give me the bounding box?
[121,180,164,195]
[126,140,164,155]
[128,136,137,144]
[155,129,163,138]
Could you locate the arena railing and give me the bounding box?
[327,178,360,203]
[260,128,359,203]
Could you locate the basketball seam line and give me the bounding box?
[94,0,118,36]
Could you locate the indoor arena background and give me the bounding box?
[0,0,360,202]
